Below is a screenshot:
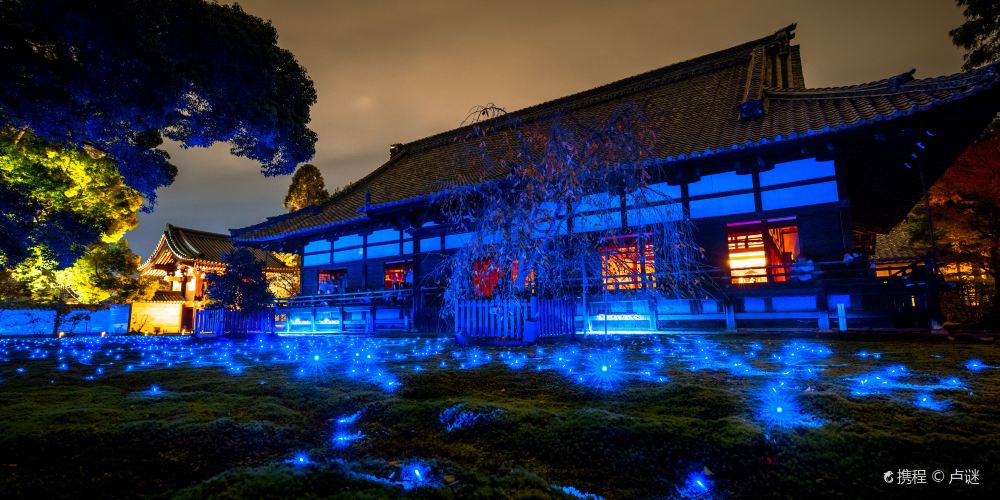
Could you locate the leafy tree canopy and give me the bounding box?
[905,130,1000,320]
[0,0,318,205]
[3,241,156,305]
[951,0,1000,70]
[205,247,274,312]
[56,241,158,304]
[283,163,329,212]
[0,129,143,267]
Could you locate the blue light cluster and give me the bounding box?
[554,484,605,500]
[844,362,969,412]
[755,381,823,430]
[0,335,991,433]
[913,393,951,412]
[452,348,492,369]
[582,349,624,391]
[846,365,912,396]
[438,403,505,432]
[964,359,997,372]
[333,409,365,448]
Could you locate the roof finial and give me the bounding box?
[886,69,916,92]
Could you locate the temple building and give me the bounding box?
[231,25,1000,338]
[132,225,296,333]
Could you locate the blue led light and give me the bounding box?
[913,393,951,412]
[965,359,986,371]
[333,431,365,447]
[678,470,713,499]
[400,460,433,489]
[290,452,311,467]
[756,382,823,430]
[554,484,605,499]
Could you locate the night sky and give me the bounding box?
[129,0,966,259]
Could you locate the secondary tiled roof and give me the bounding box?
[148,291,186,303]
[233,25,1000,243]
[141,224,293,271]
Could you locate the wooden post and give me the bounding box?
[411,235,421,332]
[724,301,737,331]
[368,305,376,333]
[837,303,847,332]
[817,292,831,331]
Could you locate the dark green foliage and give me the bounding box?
[951,0,1000,70]
[284,164,330,213]
[0,0,317,198]
[0,0,317,264]
[205,247,275,312]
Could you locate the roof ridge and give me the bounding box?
[227,24,799,241]
[167,224,230,239]
[395,24,796,157]
[766,62,1000,99]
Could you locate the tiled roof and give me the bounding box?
[233,25,1000,243]
[148,291,186,303]
[143,224,293,270]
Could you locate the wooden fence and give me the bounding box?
[535,298,575,338]
[194,308,275,335]
[454,297,574,343]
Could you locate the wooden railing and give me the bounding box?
[589,257,929,291]
[454,297,575,343]
[274,288,412,309]
[194,308,275,335]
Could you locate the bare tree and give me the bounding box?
[433,103,714,315]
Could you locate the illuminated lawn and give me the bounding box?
[1,334,998,498]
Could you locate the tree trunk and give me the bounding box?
[51,305,65,337]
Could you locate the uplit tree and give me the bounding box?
[908,131,1000,323]
[434,104,711,315]
[0,0,318,264]
[56,241,158,304]
[3,241,155,305]
[0,130,143,267]
[284,164,330,212]
[204,247,275,312]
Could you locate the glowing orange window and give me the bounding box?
[383,262,412,290]
[726,218,799,284]
[601,235,655,290]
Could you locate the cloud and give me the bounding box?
[129,0,965,258]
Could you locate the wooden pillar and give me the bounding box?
[582,263,590,334]
[724,301,737,331]
[361,234,369,290]
[817,291,831,331]
[368,305,376,333]
[410,234,421,332]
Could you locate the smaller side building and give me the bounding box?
[132,225,296,334]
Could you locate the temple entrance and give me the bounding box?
[181,305,195,333]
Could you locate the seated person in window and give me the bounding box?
[842,247,869,277]
[791,255,814,281]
